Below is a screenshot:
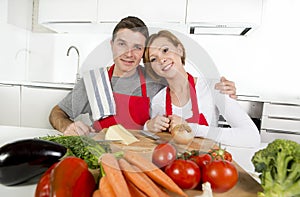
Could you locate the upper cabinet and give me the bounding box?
[1,0,33,30]
[186,0,263,35]
[36,0,187,33]
[187,0,262,24]
[38,0,98,23]
[35,0,263,35]
[98,0,186,24]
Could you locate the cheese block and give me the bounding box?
[105,124,139,145]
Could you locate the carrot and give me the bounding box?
[124,151,187,197]
[132,165,170,197]
[98,176,116,197]
[119,158,160,197]
[92,189,101,197]
[100,153,131,197]
[127,180,148,197]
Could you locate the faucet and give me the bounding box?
[67,46,80,83]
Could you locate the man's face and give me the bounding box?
[111,28,146,77]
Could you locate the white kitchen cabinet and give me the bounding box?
[0,84,21,126]
[186,0,262,24]
[261,102,300,143]
[0,0,33,29]
[38,0,98,24]
[98,0,186,24]
[21,86,70,129]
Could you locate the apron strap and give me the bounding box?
[165,73,208,125]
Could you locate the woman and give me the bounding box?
[143,30,260,148]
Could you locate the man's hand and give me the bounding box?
[215,76,237,99]
[64,121,95,136]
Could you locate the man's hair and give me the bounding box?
[112,16,149,41]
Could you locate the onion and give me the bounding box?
[170,124,194,145]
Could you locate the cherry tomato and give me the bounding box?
[189,153,212,169]
[202,160,238,193]
[152,143,177,168]
[165,159,201,189]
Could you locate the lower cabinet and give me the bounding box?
[0,84,21,126]
[21,85,70,129]
[261,102,300,143]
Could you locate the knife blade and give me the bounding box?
[139,130,161,140]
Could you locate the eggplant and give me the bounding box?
[0,138,67,186]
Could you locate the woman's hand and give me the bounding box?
[64,121,95,136]
[168,114,188,131]
[146,115,170,133]
[215,76,237,99]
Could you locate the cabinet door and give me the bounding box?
[186,0,262,24]
[98,0,186,23]
[38,0,98,23]
[21,86,70,129]
[0,84,20,126]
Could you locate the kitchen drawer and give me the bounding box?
[261,116,300,134]
[261,129,300,144]
[21,86,70,129]
[262,102,300,119]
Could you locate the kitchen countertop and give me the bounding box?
[0,125,267,196]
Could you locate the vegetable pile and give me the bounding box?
[152,142,238,193]
[93,152,188,197]
[251,139,300,197]
[40,135,110,169]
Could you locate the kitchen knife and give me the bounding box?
[139,130,160,141]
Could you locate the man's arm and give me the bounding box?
[49,105,73,132]
[49,105,95,135]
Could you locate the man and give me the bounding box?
[49,16,237,135]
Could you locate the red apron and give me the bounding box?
[93,65,150,130]
[165,73,209,126]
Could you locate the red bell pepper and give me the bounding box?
[35,157,96,197]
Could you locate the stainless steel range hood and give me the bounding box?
[186,0,263,36]
[189,23,255,36]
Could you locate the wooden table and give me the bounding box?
[95,130,263,197]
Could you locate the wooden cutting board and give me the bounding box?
[94,130,263,197]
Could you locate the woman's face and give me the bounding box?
[148,37,183,78]
[111,28,146,76]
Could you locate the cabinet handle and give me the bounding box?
[0,83,17,87]
[267,116,300,121]
[264,129,300,135]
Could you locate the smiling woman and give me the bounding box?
[143,30,261,148]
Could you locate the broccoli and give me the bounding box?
[251,139,300,197]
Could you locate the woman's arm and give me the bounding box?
[187,77,260,148]
[191,88,260,148]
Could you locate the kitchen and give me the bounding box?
[0,0,300,196]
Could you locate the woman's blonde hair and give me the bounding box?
[143,30,186,82]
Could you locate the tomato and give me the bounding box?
[152,143,177,168]
[209,146,233,162]
[165,159,201,189]
[189,153,212,169]
[202,160,238,193]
